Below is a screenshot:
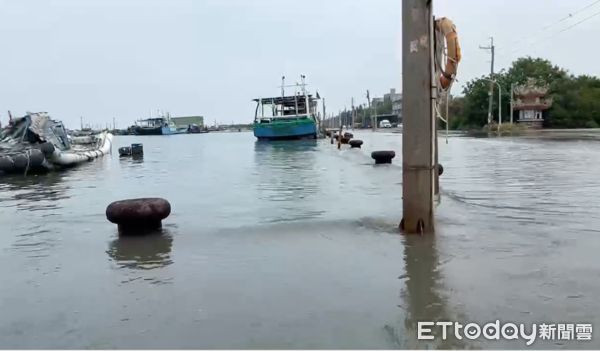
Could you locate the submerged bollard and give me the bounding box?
[349,139,363,148]
[371,150,396,164]
[131,143,143,155]
[106,198,171,234]
[118,146,132,157]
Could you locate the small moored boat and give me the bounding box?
[0,112,113,174]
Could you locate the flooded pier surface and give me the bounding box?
[1,130,600,349]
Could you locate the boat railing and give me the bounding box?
[255,114,313,122]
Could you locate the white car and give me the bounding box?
[379,119,392,128]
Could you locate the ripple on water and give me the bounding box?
[10,228,57,259]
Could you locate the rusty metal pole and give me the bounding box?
[401,0,436,234]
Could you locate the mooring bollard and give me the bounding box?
[371,150,396,164]
[131,143,143,155]
[118,146,132,157]
[106,198,171,234]
[349,139,363,148]
[343,132,353,139]
[438,163,444,176]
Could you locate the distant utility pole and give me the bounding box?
[479,37,495,125]
[367,90,374,130]
[351,97,355,130]
[322,97,326,129]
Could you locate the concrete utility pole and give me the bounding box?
[480,37,495,125]
[484,78,502,125]
[401,0,437,234]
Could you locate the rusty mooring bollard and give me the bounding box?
[106,198,171,234]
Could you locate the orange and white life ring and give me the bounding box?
[436,17,461,89]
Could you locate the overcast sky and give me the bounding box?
[0,0,598,128]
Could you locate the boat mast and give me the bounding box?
[294,83,298,116]
[301,75,309,116]
[259,99,264,119]
[281,76,285,117]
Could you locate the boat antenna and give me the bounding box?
[300,74,306,95]
[281,75,285,97]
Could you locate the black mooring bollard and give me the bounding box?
[438,163,444,176]
[131,143,143,155]
[349,139,363,148]
[371,150,396,164]
[106,198,171,234]
[343,132,354,139]
[118,146,132,157]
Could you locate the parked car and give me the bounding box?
[379,119,392,128]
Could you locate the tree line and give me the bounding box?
[447,57,600,129]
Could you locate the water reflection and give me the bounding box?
[119,154,144,166]
[0,172,69,212]
[253,140,324,222]
[398,234,466,349]
[253,139,318,153]
[106,229,173,270]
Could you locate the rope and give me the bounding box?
[23,150,31,176]
[434,21,455,145]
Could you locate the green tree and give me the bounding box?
[450,56,598,129]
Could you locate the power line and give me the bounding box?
[541,0,600,30]
[502,0,600,57]
[556,8,600,34]
[508,8,600,55]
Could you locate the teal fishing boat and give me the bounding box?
[253,75,320,140]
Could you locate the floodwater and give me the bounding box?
[1,130,600,349]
